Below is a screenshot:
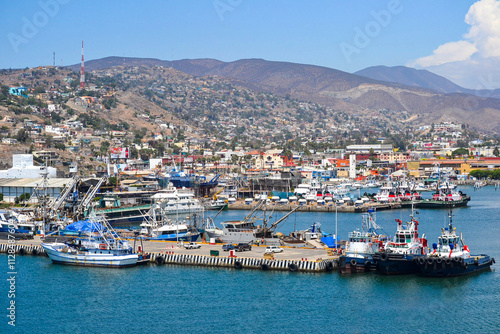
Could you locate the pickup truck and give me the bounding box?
[235,243,252,252]
[222,244,235,251]
[184,242,201,249]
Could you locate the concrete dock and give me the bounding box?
[228,201,402,212]
[0,237,340,272]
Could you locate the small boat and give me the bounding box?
[415,210,495,277]
[41,217,138,268]
[372,208,428,275]
[339,209,387,273]
[152,222,200,242]
[204,198,228,211]
[0,210,37,235]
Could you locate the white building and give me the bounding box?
[0,154,57,178]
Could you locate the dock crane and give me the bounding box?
[74,175,108,219]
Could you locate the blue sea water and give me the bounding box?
[2,186,499,333]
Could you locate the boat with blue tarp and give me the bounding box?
[41,216,139,268]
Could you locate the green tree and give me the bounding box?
[108,177,118,187]
[54,142,66,151]
[16,128,30,143]
[494,147,499,157]
[18,192,31,203]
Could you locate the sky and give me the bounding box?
[1,0,499,89]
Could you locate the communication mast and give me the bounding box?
[80,40,85,89]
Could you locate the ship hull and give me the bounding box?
[42,244,138,268]
[373,253,422,275]
[339,255,376,274]
[416,255,494,277]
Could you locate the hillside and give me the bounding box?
[355,65,500,99]
[67,57,500,133]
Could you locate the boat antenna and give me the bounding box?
[448,205,454,231]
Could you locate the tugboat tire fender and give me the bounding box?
[463,262,468,269]
[418,257,426,265]
[435,257,442,264]
[234,261,243,269]
[427,258,434,265]
[492,258,496,264]
[350,259,357,266]
[261,263,270,271]
[325,262,334,271]
[364,261,372,270]
[380,253,388,262]
[288,263,298,272]
[155,256,165,265]
[453,257,461,263]
[445,258,452,265]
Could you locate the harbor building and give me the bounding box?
[0,154,57,178]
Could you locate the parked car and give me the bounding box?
[222,244,235,251]
[184,242,201,249]
[235,243,252,252]
[265,246,283,253]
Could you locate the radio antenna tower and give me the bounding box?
[80,41,85,89]
[53,51,55,67]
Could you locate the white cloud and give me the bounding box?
[408,0,500,88]
[409,41,477,67]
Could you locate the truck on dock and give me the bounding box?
[235,243,252,252]
[184,242,201,249]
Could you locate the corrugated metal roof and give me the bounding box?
[0,178,72,188]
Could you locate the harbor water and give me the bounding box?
[2,186,499,333]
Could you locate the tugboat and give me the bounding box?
[339,209,388,273]
[415,210,495,277]
[416,187,470,208]
[372,208,428,275]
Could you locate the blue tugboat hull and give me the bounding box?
[339,255,376,273]
[416,255,494,277]
[373,253,423,275]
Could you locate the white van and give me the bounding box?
[265,246,283,253]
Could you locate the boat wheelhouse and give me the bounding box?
[415,210,495,277]
[339,210,387,273]
[373,209,428,275]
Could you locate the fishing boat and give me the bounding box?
[416,189,470,208]
[141,203,201,242]
[41,217,138,268]
[151,222,200,242]
[339,209,387,273]
[415,210,495,277]
[0,210,37,235]
[219,200,298,245]
[372,208,428,275]
[204,198,228,211]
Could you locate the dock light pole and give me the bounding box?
[335,205,338,250]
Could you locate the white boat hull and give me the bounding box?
[42,243,138,268]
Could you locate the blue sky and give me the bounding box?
[1,0,498,89]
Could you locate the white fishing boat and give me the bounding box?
[41,216,138,268]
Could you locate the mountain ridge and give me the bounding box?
[66,57,500,133]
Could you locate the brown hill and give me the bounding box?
[68,57,500,133]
